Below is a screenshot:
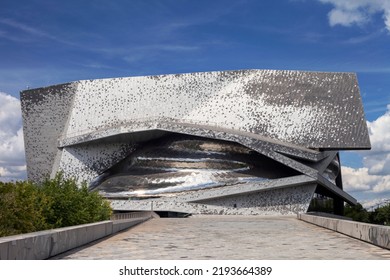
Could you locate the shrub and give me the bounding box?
[0,174,112,237]
[40,174,112,228]
[0,181,50,236]
[344,203,370,223]
[370,203,390,226]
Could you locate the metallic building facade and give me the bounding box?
[20,69,370,215]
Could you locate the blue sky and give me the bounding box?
[1,0,389,206]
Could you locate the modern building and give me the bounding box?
[20,69,370,215]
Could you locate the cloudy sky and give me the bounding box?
[1,0,389,206]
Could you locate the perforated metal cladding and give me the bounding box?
[20,69,370,185]
[63,69,370,149]
[20,83,77,181]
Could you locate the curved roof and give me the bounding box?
[20,69,370,182]
[60,69,371,149]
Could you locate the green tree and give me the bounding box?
[40,174,112,228]
[0,174,112,237]
[344,203,370,223]
[0,181,50,237]
[370,203,390,225]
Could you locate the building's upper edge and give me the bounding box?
[20,69,357,93]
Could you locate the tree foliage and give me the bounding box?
[370,203,390,225]
[344,203,370,223]
[0,181,50,236]
[344,202,390,225]
[0,174,112,237]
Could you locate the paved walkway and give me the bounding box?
[52,216,390,259]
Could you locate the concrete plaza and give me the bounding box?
[52,216,390,260]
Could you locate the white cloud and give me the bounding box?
[318,0,390,31]
[0,92,26,181]
[328,8,369,27]
[342,166,378,192]
[342,166,390,193]
[362,104,390,176]
[342,104,390,194]
[366,104,390,153]
[0,92,22,133]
